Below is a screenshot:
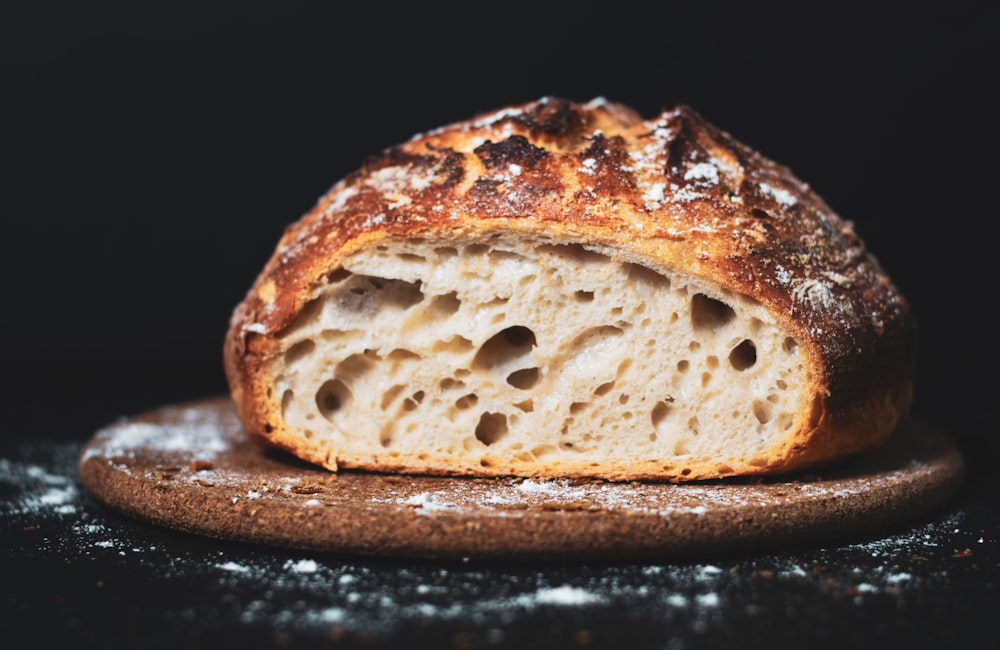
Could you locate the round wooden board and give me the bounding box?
[78,397,964,561]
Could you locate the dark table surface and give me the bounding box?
[2,376,996,650]
[3,3,995,649]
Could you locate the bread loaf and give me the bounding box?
[223,96,916,482]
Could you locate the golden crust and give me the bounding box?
[223,96,917,481]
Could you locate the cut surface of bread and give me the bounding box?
[224,97,916,482]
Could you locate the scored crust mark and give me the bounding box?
[224,96,917,482]
[270,237,805,479]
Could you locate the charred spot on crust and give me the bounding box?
[579,133,624,169]
[436,150,469,187]
[517,97,586,140]
[665,114,701,177]
[580,134,636,195]
[471,177,505,197]
[475,135,549,170]
[360,147,409,175]
[582,132,611,156]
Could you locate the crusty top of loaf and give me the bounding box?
[225,96,916,417]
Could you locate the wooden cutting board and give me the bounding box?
[78,396,963,560]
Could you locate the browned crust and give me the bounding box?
[223,96,917,481]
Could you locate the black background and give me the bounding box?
[2,2,998,648]
[4,1,993,465]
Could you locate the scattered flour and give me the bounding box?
[1,441,990,645]
[79,406,231,464]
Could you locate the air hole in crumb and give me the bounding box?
[729,339,757,370]
[706,355,719,369]
[380,385,405,410]
[489,249,523,262]
[473,326,536,373]
[316,379,352,420]
[387,348,421,362]
[455,394,479,410]
[574,290,595,302]
[381,278,425,310]
[514,400,534,412]
[752,399,773,424]
[619,394,630,405]
[701,372,712,387]
[625,262,671,291]
[430,291,461,316]
[783,337,798,353]
[397,253,426,263]
[651,399,673,430]
[439,378,465,390]
[506,367,540,390]
[677,360,690,372]
[570,402,589,415]
[327,268,352,284]
[475,412,508,445]
[335,352,378,381]
[691,293,736,331]
[615,359,633,377]
[284,339,316,365]
[532,444,556,458]
[434,246,458,259]
[433,336,474,354]
[537,243,609,265]
[594,381,615,396]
